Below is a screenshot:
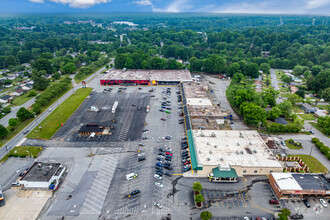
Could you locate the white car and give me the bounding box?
[320,199,327,207]
[138,153,145,157]
[154,174,162,180]
[155,182,163,188]
[154,203,163,209]
[243,217,250,220]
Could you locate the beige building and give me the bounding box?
[189,130,283,177]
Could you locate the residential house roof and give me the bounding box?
[275,117,288,125]
[0,95,12,100]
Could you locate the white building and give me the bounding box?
[19,162,66,189]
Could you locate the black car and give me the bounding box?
[155,166,163,171]
[125,190,140,198]
[182,155,190,159]
[303,199,311,208]
[157,158,164,162]
[290,214,304,219]
[164,166,172,170]
[155,171,163,176]
[138,156,146,162]
[158,152,165,156]
[159,109,165,112]
[165,155,172,159]
[164,172,172,177]
[183,167,191,172]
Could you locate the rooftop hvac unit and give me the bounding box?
[240,151,244,154]
[207,142,210,145]
[38,162,42,168]
[253,150,257,153]
[211,132,215,137]
[209,151,213,154]
[237,142,240,146]
[249,142,252,145]
[220,158,224,161]
[214,145,217,148]
[236,151,239,155]
[200,133,204,137]
[198,150,201,154]
[206,158,210,161]
[48,165,53,169]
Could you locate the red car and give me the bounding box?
[184,161,191,165]
[161,118,166,121]
[166,152,173,156]
[269,199,279,204]
[179,113,183,116]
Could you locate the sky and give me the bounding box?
[0,0,329,15]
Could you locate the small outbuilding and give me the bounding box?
[301,103,315,113]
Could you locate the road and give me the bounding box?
[0,59,113,160]
[0,97,36,127]
[270,68,283,104]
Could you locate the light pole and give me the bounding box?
[309,144,314,156]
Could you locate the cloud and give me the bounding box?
[305,0,330,9]
[152,0,192,12]
[29,0,112,8]
[133,0,153,6]
[210,0,330,14]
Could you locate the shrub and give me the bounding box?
[193,182,203,192]
[200,211,212,220]
[195,194,204,204]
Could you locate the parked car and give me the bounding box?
[138,156,146,162]
[164,172,172,177]
[138,153,145,157]
[303,199,311,208]
[154,203,163,209]
[156,162,163,167]
[154,174,162,180]
[160,118,166,121]
[290,214,304,219]
[11,182,21,187]
[155,182,163,188]
[320,199,328,207]
[269,200,279,205]
[159,148,166,152]
[125,190,140,198]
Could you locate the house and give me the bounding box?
[275,117,288,125]
[11,88,25,97]
[0,95,13,104]
[21,86,31,91]
[314,109,327,118]
[289,85,298,94]
[301,103,316,113]
[43,74,52,79]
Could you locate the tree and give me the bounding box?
[293,65,305,76]
[52,72,60,80]
[200,211,212,220]
[231,73,245,83]
[61,62,77,74]
[265,78,271,86]
[33,58,52,74]
[5,55,18,67]
[16,107,32,121]
[0,124,8,139]
[4,79,12,85]
[277,101,293,118]
[240,103,267,126]
[262,88,279,107]
[33,76,49,91]
[28,90,37,97]
[320,88,330,101]
[194,194,204,204]
[283,93,303,106]
[267,107,282,120]
[259,63,270,74]
[8,118,18,127]
[246,63,259,78]
[2,106,11,114]
[281,75,293,84]
[311,65,323,76]
[295,90,305,99]
[193,182,203,192]
[227,62,240,77]
[204,54,226,74]
[281,208,291,217]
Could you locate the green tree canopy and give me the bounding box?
[267,107,282,121]
[8,118,18,127]
[200,211,212,220]
[193,182,203,192]
[61,62,77,74]
[195,194,204,204]
[16,107,32,121]
[0,124,8,139]
[277,101,293,118]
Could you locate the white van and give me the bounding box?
[126,173,138,180]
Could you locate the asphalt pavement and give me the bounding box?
[270,68,283,104]
[0,59,114,161]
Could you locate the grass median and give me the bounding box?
[27,87,92,140]
[0,146,42,163]
[289,154,328,173]
[284,140,302,149]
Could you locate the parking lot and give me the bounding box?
[53,87,150,142]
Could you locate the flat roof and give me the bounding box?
[186,98,213,106]
[101,69,192,82]
[188,105,225,117]
[191,118,226,130]
[183,82,209,99]
[272,173,330,191]
[192,130,282,168]
[21,162,61,182]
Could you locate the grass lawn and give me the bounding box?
[310,122,330,138]
[27,88,92,139]
[289,154,328,173]
[292,105,304,113]
[299,114,316,120]
[284,140,302,149]
[0,146,42,163]
[317,105,330,112]
[275,70,284,79]
[12,93,35,106]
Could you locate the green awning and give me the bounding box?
[187,130,203,170]
[212,167,238,178]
